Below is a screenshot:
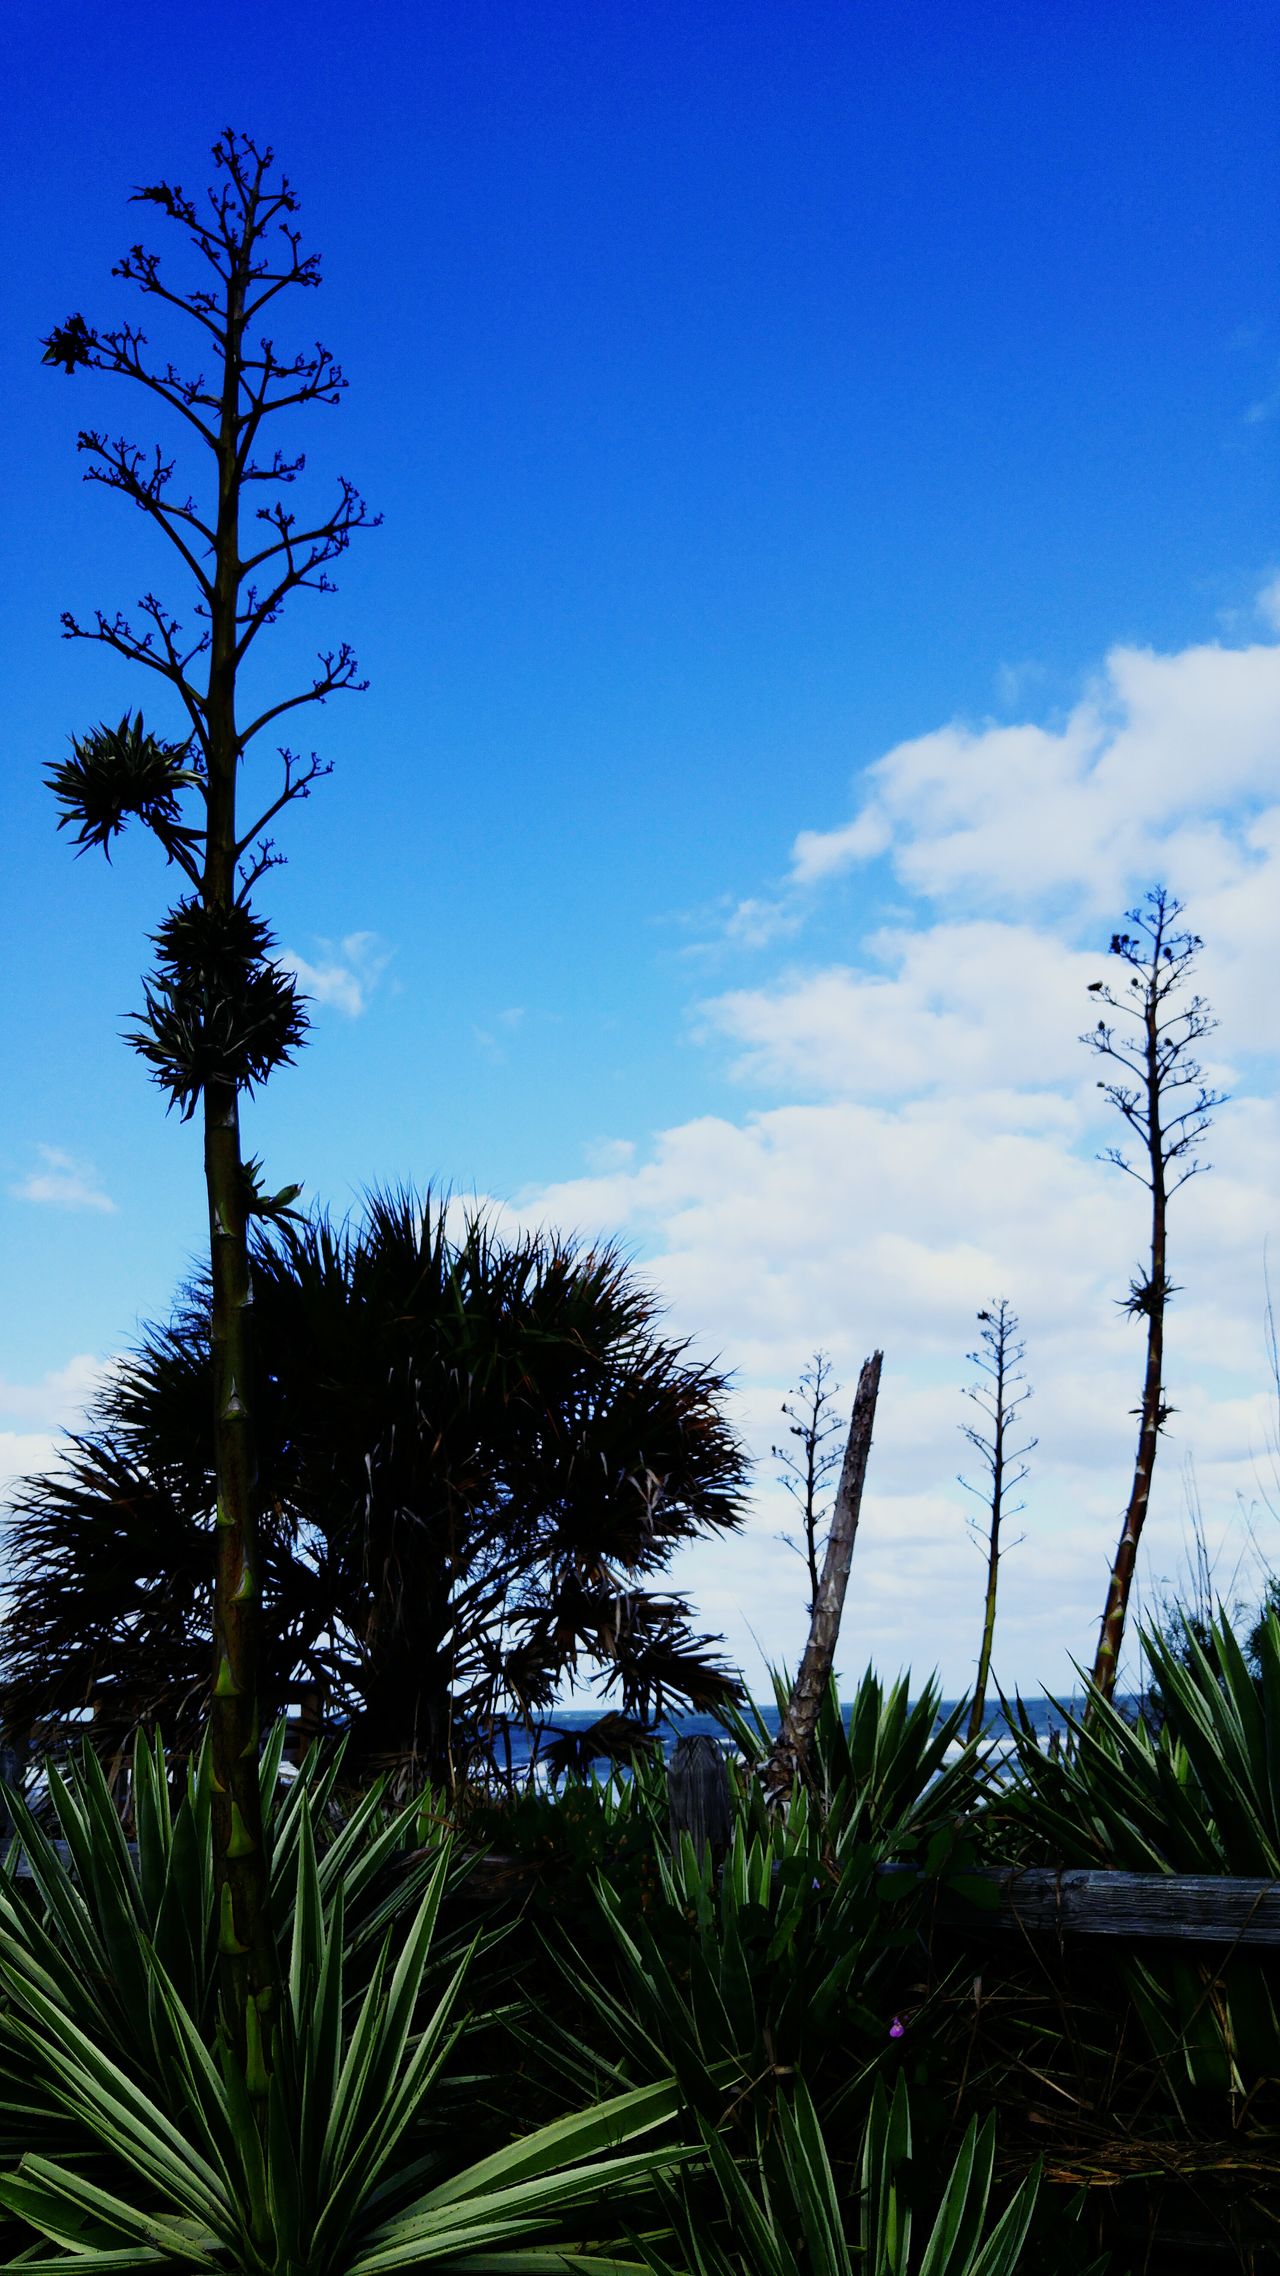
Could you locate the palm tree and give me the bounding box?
[2,1190,746,1782]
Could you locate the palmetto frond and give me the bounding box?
[2,1188,747,1774]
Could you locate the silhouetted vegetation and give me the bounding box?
[42,128,378,2076]
[773,1351,844,1617]
[1,1190,746,1781]
[1082,888,1224,1703]
[958,1300,1034,1742]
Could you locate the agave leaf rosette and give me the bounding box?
[639,2075,1047,2276]
[724,1669,988,1848]
[0,1781,686,2276]
[547,1689,981,2139]
[0,1729,463,2149]
[999,1613,1280,1875]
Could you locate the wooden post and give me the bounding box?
[0,1737,26,1839]
[763,1351,883,1801]
[667,1733,733,1866]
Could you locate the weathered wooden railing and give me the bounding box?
[665,1735,1280,1945]
[892,1863,1280,1945]
[8,1731,1279,1949]
[10,1832,1279,1946]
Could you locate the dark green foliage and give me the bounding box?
[1,1191,746,1773]
[0,1726,465,2137]
[641,2075,1046,2276]
[501,1676,993,2161]
[125,896,309,1118]
[1144,1578,1280,1732]
[731,1666,984,1843]
[964,1612,1280,2262]
[11,1699,1229,2272]
[45,713,202,863]
[578,1781,917,2133]
[0,1739,689,2276]
[999,1612,1280,1877]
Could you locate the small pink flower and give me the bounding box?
[888,2017,905,2039]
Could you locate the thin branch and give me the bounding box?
[233,749,333,861]
[111,244,227,344]
[75,432,215,594]
[238,646,368,748]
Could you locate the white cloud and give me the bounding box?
[582,1137,637,1174]
[0,1432,61,1500]
[521,1085,1280,1694]
[0,1354,105,1430]
[790,805,892,887]
[283,932,392,1017]
[11,1146,116,1214]
[722,896,804,949]
[0,1354,108,1499]
[514,602,1280,1697]
[700,924,1103,1101]
[1257,574,1280,634]
[786,626,1280,917]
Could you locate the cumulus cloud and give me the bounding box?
[514,605,1280,1696]
[790,804,893,887]
[283,932,392,1017]
[721,896,805,949]
[0,1354,105,1429]
[11,1146,116,1214]
[700,925,1104,1101]
[521,1086,1280,1693]
[0,1354,108,1500]
[787,630,1280,917]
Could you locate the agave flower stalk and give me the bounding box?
[958,1301,1034,1745]
[1081,890,1223,1706]
[41,130,377,2080]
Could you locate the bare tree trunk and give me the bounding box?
[763,1351,882,1800]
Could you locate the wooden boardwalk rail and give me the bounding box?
[664,1747,1280,1946]
[895,1864,1280,1945]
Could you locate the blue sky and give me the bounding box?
[3,0,1279,1695]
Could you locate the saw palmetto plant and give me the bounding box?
[2,1189,747,1786]
[515,1673,995,2153]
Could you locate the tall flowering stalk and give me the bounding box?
[1083,888,1222,1706]
[42,130,376,2083]
[958,1300,1033,1744]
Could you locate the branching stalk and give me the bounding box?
[42,129,377,2084]
[958,1300,1034,1743]
[1083,887,1223,1705]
